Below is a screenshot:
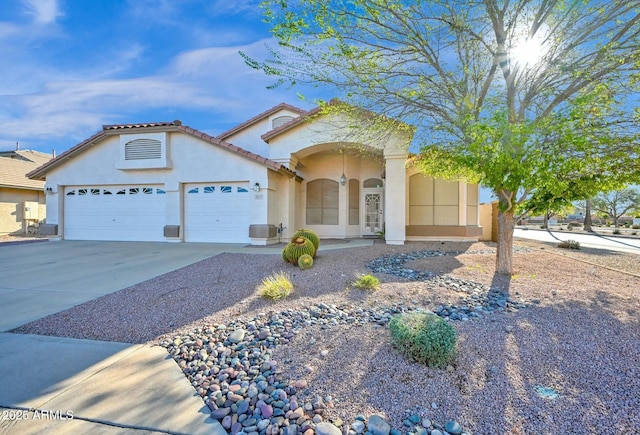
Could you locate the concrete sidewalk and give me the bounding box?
[0,333,225,435]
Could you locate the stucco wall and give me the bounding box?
[0,187,45,235]
[221,108,304,159]
[43,131,271,238]
[295,152,384,238]
[405,169,482,240]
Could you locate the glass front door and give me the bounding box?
[362,188,383,236]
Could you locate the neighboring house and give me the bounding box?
[0,150,53,235]
[27,102,481,245]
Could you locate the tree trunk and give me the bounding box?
[496,207,515,275]
[543,212,548,229]
[583,199,593,232]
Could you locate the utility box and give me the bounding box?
[24,201,40,220]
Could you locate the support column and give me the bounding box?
[285,177,297,240]
[458,181,467,226]
[164,181,181,242]
[384,155,406,245]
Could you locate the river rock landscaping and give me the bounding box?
[14,240,640,434]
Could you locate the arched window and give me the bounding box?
[306,179,339,225]
[363,178,383,188]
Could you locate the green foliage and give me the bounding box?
[291,229,320,253]
[352,273,380,291]
[389,312,457,368]
[558,240,581,250]
[591,188,640,228]
[297,254,314,270]
[249,0,640,275]
[257,272,294,300]
[284,236,316,264]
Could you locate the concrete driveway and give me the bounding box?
[0,240,245,332]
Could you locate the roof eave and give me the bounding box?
[217,103,307,140]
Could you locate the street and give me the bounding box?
[514,228,640,254]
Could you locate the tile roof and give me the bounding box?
[216,103,307,140]
[27,120,298,180]
[0,155,49,190]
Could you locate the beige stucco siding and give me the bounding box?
[0,187,45,235]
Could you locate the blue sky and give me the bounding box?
[0,0,321,155]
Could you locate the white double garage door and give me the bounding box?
[63,183,250,242]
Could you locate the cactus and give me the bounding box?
[282,247,289,263]
[291,229,320,253]
[284,236,316,264]
[298,254,314,270]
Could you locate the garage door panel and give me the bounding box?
[64,185,165,241]
[184,183,250,243]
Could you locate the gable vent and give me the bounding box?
[125,138,162,160]
[272,116,294,129]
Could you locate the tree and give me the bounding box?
[583,198,594,232]
[247,0,640,274]
[591,188,640,229]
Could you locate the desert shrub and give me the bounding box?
[558,239,580,250]
[291,229,320,252]
[297,254,314,270]
[352,273,380,291]
[632,225,640,230]
[567,221,582,230]
[257,272,294,300]
[389,312,457,368]
[283,236,316,264]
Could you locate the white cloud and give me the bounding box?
[0,38,317,153]
[23,0,63,24]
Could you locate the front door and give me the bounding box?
[362,188,384,236]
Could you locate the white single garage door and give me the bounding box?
[184,183,251,243]
[64,186,166,241]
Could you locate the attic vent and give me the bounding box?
[125,138,162,160]
[272,116,294,129]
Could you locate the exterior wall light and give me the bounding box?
[253,182,261,192]
[340,150,347,186]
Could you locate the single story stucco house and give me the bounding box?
[27,102,482,245]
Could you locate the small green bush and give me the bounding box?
[257,272,294,300]
[558,239,580,250]
[389,312,457,368]
[352,273,380,291]
[298,254,314,270]
[632,225,640,230]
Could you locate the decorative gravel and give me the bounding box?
[14,240,640,434]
